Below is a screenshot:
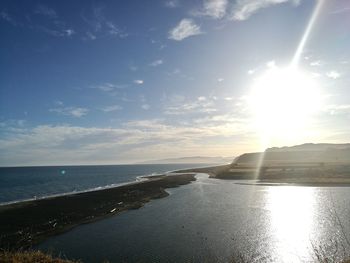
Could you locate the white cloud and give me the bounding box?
[86,31,97,40]
[231,0,300,21]
[310,60,323,66]
[217,78,224,82]
[100,105,122,112]
[266,60,276,68]
[0,114,253,166]
[164,96,217,115]
[93,83,126,92]
[64,29,75,36]
[0,119,26,129]
[247,69,255,75]
[326,71,340,79]
[141,104,150,110]
[134,79,144,85]
[168,18,203,41]
[193,0,228,19]
[324,104,350,115]
[165,0,179,8]
[49,106,89,118]
[149,59,163,67]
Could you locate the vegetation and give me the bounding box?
[0,250,79,263]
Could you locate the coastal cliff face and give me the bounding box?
[209,143,350,184]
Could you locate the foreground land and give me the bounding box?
[0,173,195,250]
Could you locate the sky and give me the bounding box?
[0,0,349,166]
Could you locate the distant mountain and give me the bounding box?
[140,156,234,164]
[234,143,350,165]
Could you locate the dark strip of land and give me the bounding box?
[179,163,350,186]
[0,173,195,250]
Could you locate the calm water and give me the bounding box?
[38,174,350,263]
[0,164,214,204]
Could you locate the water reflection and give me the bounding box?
[266,187,316,262]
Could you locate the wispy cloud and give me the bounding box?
[165,0,180,8]
[34,5,57,18]
[0,5,74,38]
[49,105,89,118]
[231,0,300,21]
[100,105,123,112]
[310,60,323,66]
[34,25,75,37]
[193,0,228,19]
[0,116,250,166]
[134,80,144,85]
[168,18,203,41]
[141,104,150,110]
[247,69,255,75]
[149,59,164,67]
[330,7,350,15]
[82,6,128,40]
[164,96,217,115]
[65,29,75,36]
[85,31,97,40]
[31,5,76,38]
[92,83,127,93]
[106,21,128,38]
[266,60,276,68]
[326,70,340,79]
[324,104,350,115]
[0,10,19,26]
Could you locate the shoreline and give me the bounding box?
[0,173,196,250]
[178,164,350,186]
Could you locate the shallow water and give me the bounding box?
[37,173,350,263]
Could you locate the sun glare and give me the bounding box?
[249,66,322,145]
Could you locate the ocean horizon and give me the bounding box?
[0,163,218,205]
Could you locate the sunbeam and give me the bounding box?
[292,0,324,67]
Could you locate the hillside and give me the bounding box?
[234,143,350,165]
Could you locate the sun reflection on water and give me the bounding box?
[266,187,317,262]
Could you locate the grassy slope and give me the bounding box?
[0,250,78,263]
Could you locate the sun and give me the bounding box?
[248,65,322,145]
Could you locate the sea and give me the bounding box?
[0,163,213,205]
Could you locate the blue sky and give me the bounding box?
[0,0,349,166]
